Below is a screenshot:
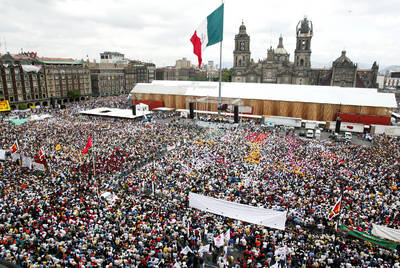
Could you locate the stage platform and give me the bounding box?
[79,107,153,119]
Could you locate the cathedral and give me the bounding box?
[232,17,379,88]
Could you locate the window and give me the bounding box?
[14,69,19,75]
[5,69,10,74]
[9,96,13,102]
[7,82,12,88]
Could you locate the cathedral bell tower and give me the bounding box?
[232,21,251,82]
[293,17,313,85]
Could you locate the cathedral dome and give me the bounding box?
[239,21,247,34]
[275,47,288,55]
[275,36,288,54]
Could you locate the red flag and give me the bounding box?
[34,149,47,167]
[190,31,202,68]
[38,149,45,161]
[152,171,156,181]
[328,197,342,219]
[82,136,92,154]
[10,141,19,154]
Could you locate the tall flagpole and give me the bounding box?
[92,134,96,178]
[218,0,224,117]
[152,161,155,195]
[218,40,223,117]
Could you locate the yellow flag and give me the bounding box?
[55,144,61,151]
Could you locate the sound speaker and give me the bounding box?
[234,105,239,123]
[132,105,136,115]
[189,102,194,119]
[335,117,341,133]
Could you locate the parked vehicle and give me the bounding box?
[306,129,314,138]
[344,132,352,141]
[315,129,321,140]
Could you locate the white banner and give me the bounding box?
[199,244,210,254]
[22,156,32,169]
[180,246,193,255]
[275,247,287,258]
[167,145,176,152]
[189,192,287,230]
[32,162,45,171]
[372,224,400,243]
[214,234,224,248]
[0,149,6,160]
[11,153,20,162]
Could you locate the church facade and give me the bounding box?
[232,18,379,88]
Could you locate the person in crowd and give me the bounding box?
[0,95,399,267]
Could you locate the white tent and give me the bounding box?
[131,80,397,108]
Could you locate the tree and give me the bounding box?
[221,68,232,82]
[18,103,28,110]
[67,90,81,99]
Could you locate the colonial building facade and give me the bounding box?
[0,53,91,109]
[232,18,379,88]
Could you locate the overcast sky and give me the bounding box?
[0,0,399,70]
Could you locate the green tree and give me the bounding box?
[18,103,28,110]
[221,68,232,82]
[67,90,81,98]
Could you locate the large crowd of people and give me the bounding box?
[0,95,399,267]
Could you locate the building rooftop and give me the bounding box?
[131,80,397,108]
[37,57,83,65]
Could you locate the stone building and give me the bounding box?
[232,17,379,88]
[88,63,125,97]
[100,51,128,64]
[0,62,46,109]
[128,60,156,84]
[0,53,91,108]
[37,58,91,105]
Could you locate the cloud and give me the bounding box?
[0,0,398,70]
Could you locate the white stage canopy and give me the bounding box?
[131,80,397,108]
[189,192,287,230]
[372,224,400,243]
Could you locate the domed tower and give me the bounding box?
[232,21,251,82]
[233,21,251,69]
[293,17,313,84]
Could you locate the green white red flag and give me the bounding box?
[190,4,224,68]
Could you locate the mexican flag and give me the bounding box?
[190,4,224,68]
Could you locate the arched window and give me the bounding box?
[238,59,242,66]
[300,59,304,66]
